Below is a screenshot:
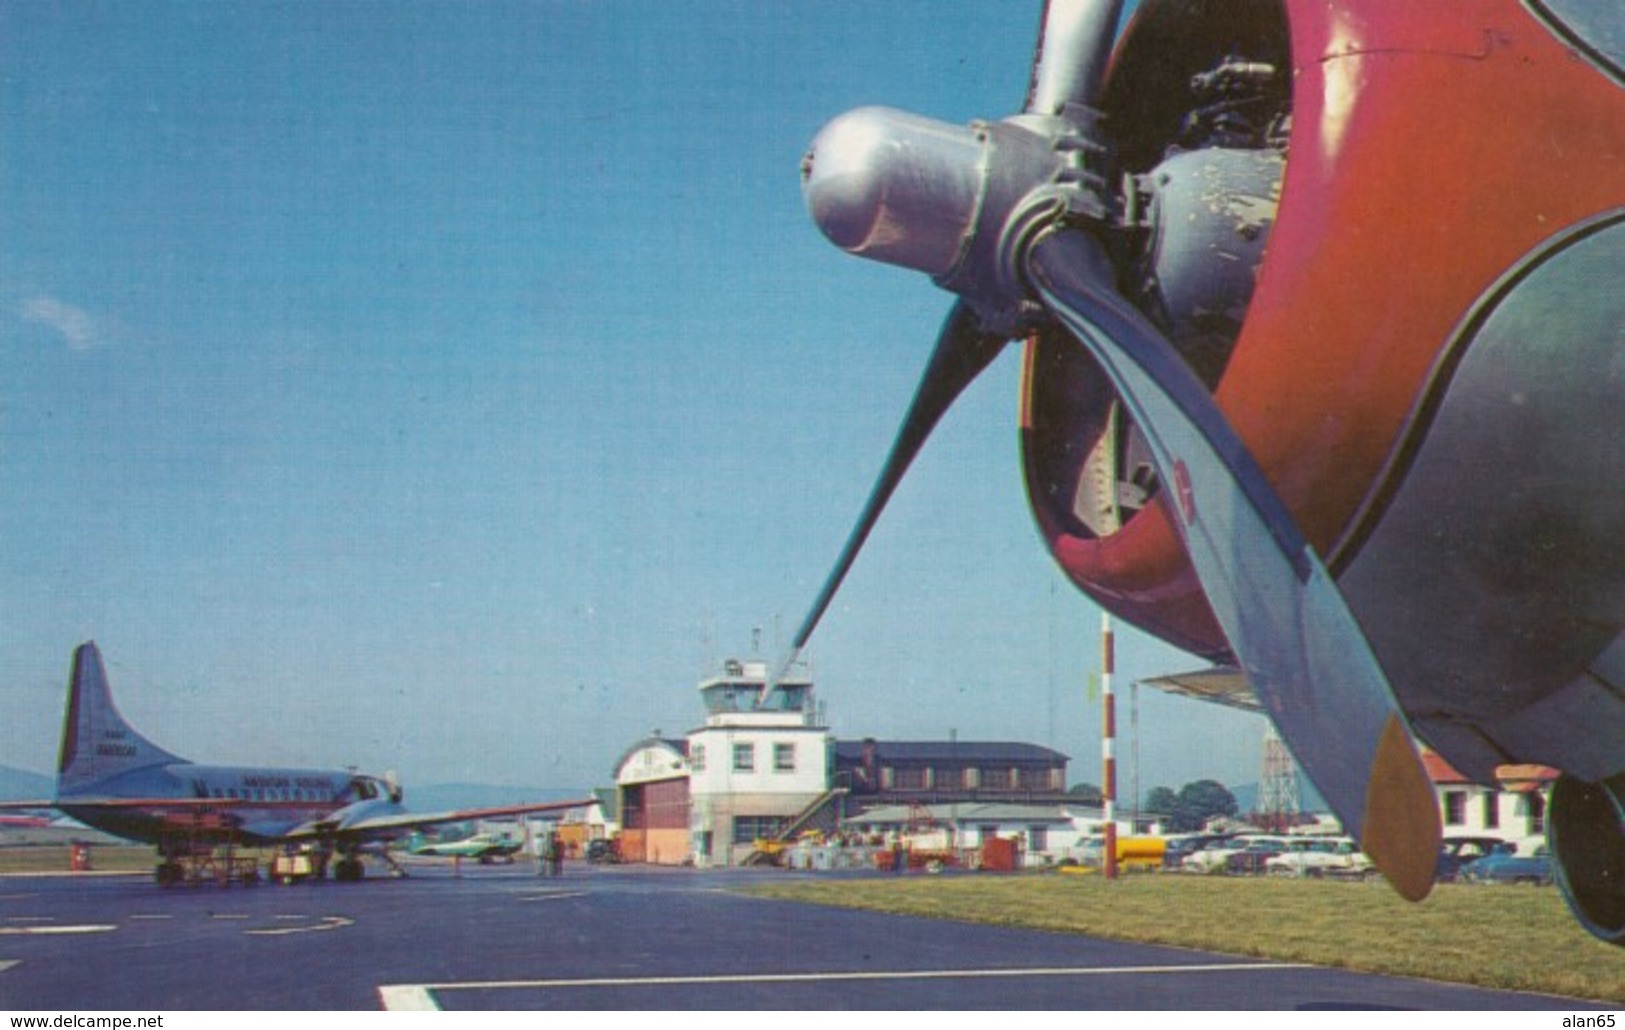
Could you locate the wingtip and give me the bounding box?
[1361,714,1443,902]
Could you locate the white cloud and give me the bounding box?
[20,295,104,351]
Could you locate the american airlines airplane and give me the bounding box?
[3,641,589,885]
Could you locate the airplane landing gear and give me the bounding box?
[333,856,365,882]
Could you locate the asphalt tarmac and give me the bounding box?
[0,861,1606,1011]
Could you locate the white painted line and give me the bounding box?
[245,915,354,937]
[0,960,19,974]
[0,925,117,936]
[4,916,55,923]
[128,914,173,921]
[386,960,1316,1003]
[515,891,588,902]
[0,871,143,878]
[377,984,440,1011]
[210,913,251,920]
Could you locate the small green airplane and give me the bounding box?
[405,831,524,864]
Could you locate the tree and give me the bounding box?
[1067,782,1103,805]
[1173,779,1238,832]
[1144,786,1179,821]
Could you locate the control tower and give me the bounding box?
[687,659,832,866]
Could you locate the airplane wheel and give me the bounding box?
[334,858,364,882]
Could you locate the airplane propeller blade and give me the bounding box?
[1024,0,1122,117]
[1023,227,1442,901]
[796,0,1441,903]
[789,302,1008,655]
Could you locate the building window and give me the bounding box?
[733,815,788,844]
[774,742,796,773]
[1443,790,1467,826]
[733,743,755,773]
[1029,825,1048,852]
[933,767,963,791]
[894,766,928,790]
[691,744,706,772]
[1526,791,1547,836]
[1483,791,1499,829]
[981,767,1013,790]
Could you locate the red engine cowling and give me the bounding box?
[1021,0,1625,941]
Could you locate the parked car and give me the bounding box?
[1265,837,1376,879]
[1461,841,1552,885]
[1225,838,1293,875]
[585,838,619,864]
[1435,835,1507,883]
[1181,835,1284,874]
[1161,834,1233,871]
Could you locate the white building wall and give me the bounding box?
[1436,781,1549,846]
[687,723,832,867]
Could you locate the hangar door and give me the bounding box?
[619,777,689,864]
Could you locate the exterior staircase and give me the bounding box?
[742,787,849,866]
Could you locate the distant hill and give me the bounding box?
[1229,778,1329,816]
[0,764,51,802]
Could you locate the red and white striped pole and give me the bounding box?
[1101,611,1118,880]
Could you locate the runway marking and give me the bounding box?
[0,925,117,936]
[4,916,55,923]
[128,914,173,921]
[516,891,588,902]
[210,913,251,920]
[378,960,1316,1009]
[245,915,353,937]
[1,960,19,973]
[378,985,439,1011]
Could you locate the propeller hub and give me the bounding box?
[801,106,985,280]
[803,106,1104,334]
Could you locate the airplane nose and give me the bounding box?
[801,106,983,278]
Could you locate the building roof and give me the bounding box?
[833,740,1069,764]
[611,736,689,779]
[1422,750,1558,789]
[847,802,1086,826]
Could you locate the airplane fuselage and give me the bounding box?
[59,762,398,848]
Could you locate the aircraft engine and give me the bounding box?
[792,0,1625,939]
[1550,775,1625,945]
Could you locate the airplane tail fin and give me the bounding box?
[57,642,185,793]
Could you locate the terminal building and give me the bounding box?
[612,659,1073,867]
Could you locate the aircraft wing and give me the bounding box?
[1140,666,1261,713]
[286,798,597,842]
[0,800,59,811]
[1,796,247,814]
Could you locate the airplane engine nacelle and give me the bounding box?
[1550,775,1625,945]
[1022,0,1625,788]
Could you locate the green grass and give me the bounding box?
[743,872,1625,1003]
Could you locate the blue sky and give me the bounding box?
[0,0,1264,796]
